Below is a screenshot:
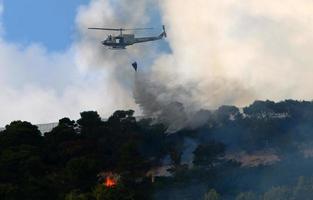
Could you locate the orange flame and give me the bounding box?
[105,176,116,188]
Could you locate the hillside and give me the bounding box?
[1,100,313,200]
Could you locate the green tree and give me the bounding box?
[236,191,259,200]
[204,189,221,200]
[292,176,313,200]
[78,111,102,127]
[0,183,19,200]
[193,141,225,168]
[65,190,92,200]
[263,186,291,200]
[65,157,100,191]
[169,148,182,167]
[43,117,77,164]
[215,105,242,123]
[0,121,42,150]
[77,111,103,138]
[117,141,149,177]
[93,184,135,200]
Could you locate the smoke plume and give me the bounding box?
[1,0,313,127]
[133,0,313,128]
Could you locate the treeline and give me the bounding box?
[205,176,313,200]
[153,100,313,199]
[0,110,170,200]
[2,100,313,200]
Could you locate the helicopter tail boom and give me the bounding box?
[132,25,167,44]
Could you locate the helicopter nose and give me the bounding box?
[102,40,106,45]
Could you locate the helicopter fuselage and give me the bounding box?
[102,32,165,49]
[89,25,166,49]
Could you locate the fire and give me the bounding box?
[98,172,119,188]
[105,176,117,187]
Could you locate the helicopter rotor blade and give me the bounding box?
[123,28,154,30]
[88,28,122,31]
[88,27,153,31]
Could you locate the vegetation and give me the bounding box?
[0,110,168,200]
[2,100,313,199]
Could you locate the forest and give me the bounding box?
[2,100,313,199]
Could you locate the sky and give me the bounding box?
[1,0,313,127]
[0,0,166,126]
[2,0,89,51]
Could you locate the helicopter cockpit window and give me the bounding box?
[116,38,121,43]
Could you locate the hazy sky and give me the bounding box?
[1,0,313,127]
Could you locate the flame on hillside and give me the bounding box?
[105,176,117,187]
[98,172,119,188]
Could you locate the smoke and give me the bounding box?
[156,0,313,104]
[133,0,258,117]
[0,0,158,126]
[2,0,313,127]
[132,0,313,129]
[74,0,158,72]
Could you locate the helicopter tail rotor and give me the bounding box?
[162,25,167,38]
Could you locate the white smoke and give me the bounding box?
[132,0,313,130]
[1,0,313,127]
[0,0,157,126]
[152,0,313,107]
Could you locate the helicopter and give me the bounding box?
[88,25,167,49]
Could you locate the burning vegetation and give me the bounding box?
[105,176,116,188]
[99,172,119,188]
